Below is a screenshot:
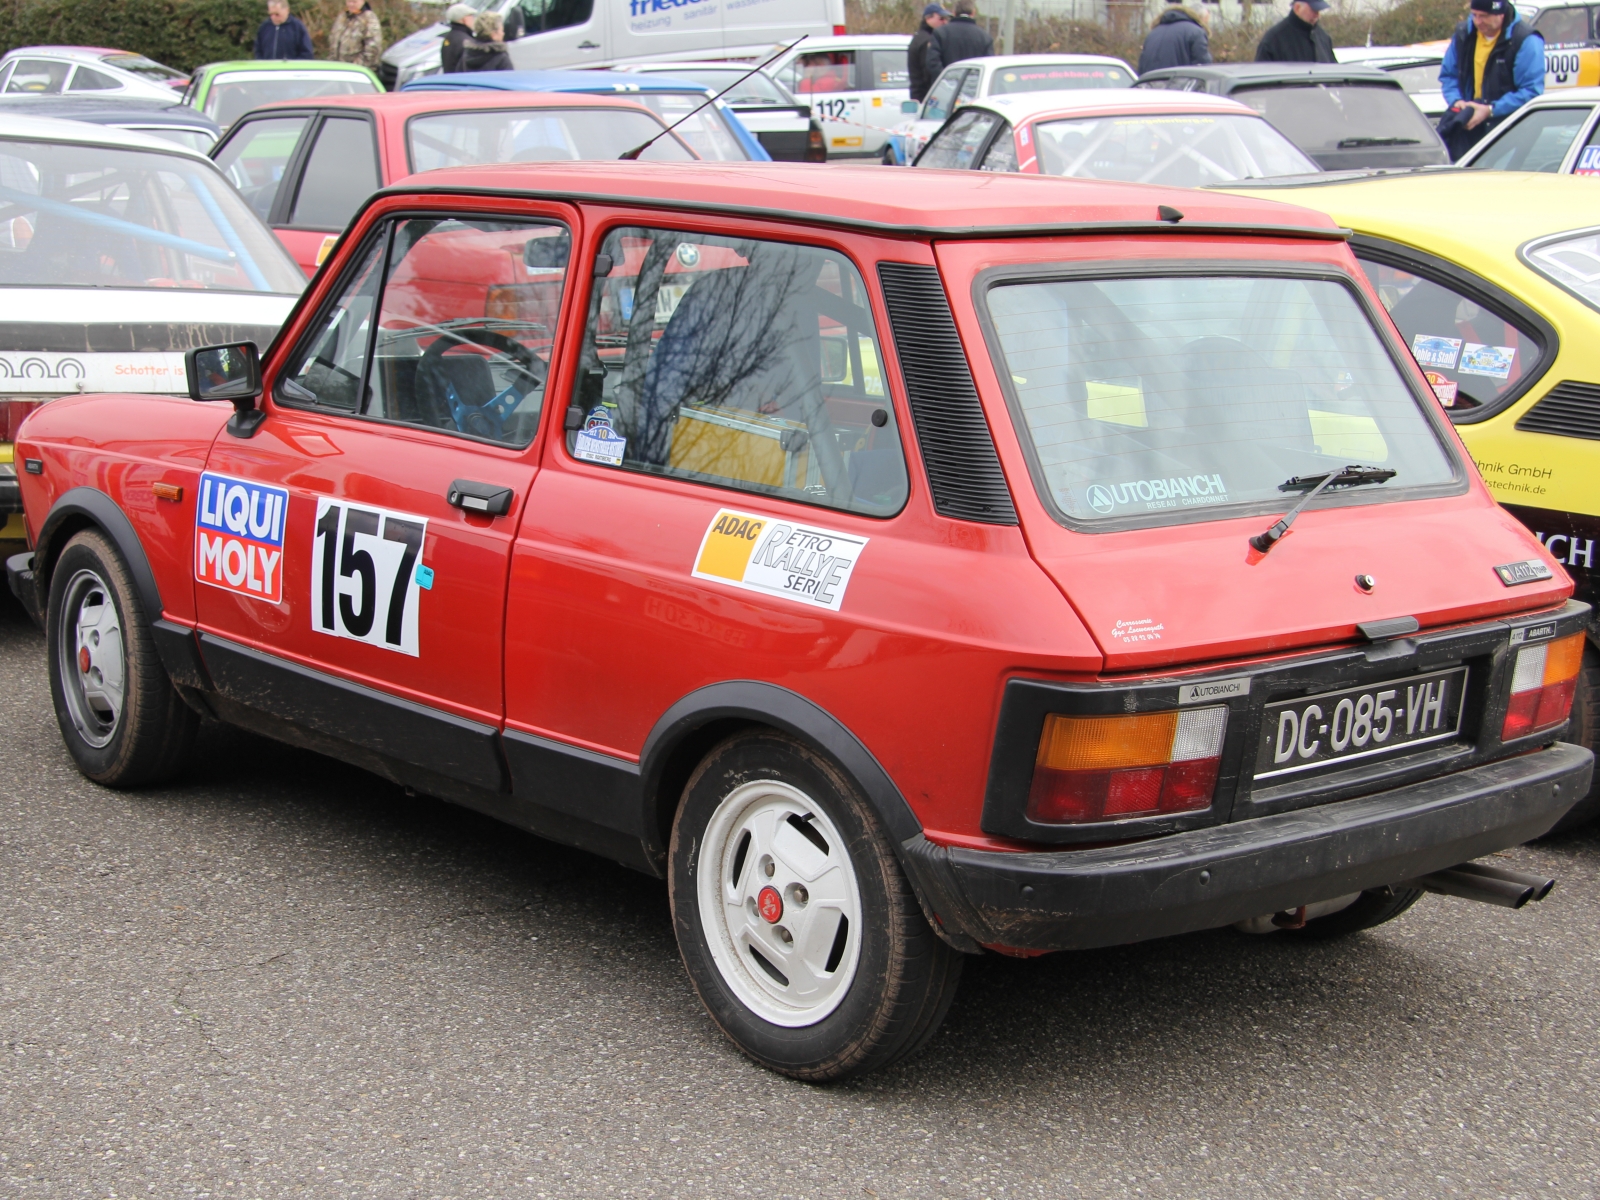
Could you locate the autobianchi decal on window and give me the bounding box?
[692,508,868,612]
[195,472,288,604]
[311,498,429,657]
[1082,473,1229,515]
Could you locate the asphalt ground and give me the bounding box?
[2,595,1599,1200]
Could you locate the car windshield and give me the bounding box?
[632,92,746,161]
[1465,105,1592,170]
[988,62,1132,94]
[409,107,693,168]
[0,137,303,292]
[1230,83,1437,154]
[1031,112,1318,185]
[656,69,791,105]
[103,54,185,82]
[127,126,216,153]
[207,74,377,126]
[984,274,1456,526]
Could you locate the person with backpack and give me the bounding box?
[1437,0,1545,160]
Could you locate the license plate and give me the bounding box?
[1255,667,1468,779]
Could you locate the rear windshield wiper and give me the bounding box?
[1336,136,1421,148]
[1250,465,1398,553]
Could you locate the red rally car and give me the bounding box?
[8,163,1592,1083]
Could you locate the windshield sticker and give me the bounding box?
[195,472,288,604]
[693,508,868,612]
[311,498,428,657]
[573,406,627,466]
[1459,343,1516,379]
[1083,473,1228,515]
[1577,145,1600,175]
[1110,617,1164,645]
[1423,371,1458,406]
[1410,335,1462,369]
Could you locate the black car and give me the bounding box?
[0,93,220,152]
[1136,62,1448,170]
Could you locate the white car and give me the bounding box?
[1517,2,1600,91]
[0,45,186,102]
[0,116,304,544]
[764,35,913,160]
[888,53,1135,166]
[614,62,825,161]
[1333,44,1449,119]
[1458,86,1600,171]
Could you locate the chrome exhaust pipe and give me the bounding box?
[1406,858,1556,910]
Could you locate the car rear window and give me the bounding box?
[987,63,1131,94]
[1465,106,1592,171]
[632,93,747,161]
[0,137,304,293]
[1030,112,1318,185]
[1230,83,1437,155]
[984,274,1457,526]
[408,106,693,170]
[567,226,908,516]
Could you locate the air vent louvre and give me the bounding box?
[1515,380,1600,440]
[876,262,1018,525]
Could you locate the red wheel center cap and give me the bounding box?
[77,647,91,674]
[757,885,783,923]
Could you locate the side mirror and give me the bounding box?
[524,230,572,269]
[901,99,919,114]
[185,342,266,438]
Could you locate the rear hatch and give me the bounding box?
[1227,80,1449,169]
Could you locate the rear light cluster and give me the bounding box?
[1027,706,1228,825]
[0,399,42,442]
[1503,632,1584,741]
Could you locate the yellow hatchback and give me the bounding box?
[1229,170,1600,830]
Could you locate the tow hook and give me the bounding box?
[1404,859,1557,909]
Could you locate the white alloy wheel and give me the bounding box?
[697,778,863,1027]
[58,567,126,748]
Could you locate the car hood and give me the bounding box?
[0,288,295,395]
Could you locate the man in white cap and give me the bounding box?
[441,4,478,74]
[1255,0,1335,63]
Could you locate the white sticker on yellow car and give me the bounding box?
[692,508,868,612]
[311,498,428,656]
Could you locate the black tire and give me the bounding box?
[881,144,897,166]
[669,730,963,1082]
[1285,885,1424,940]
[1545,642,1600,834]
[46,529,197,787]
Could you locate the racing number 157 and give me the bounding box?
[311,498,429,657]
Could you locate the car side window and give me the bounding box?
[288,117,379,230]
[213,116,310,223]
[280,217,568,447]
[68,66,119,92]
[1535,6,1592,42]
[957,68,981,103]
[1358,254,1542,416]
[1466,106,1592,171]
[917,110,1000,168]
[568,226,908,516]
[1573,114,1600,173]
[922,70,963,121]
[5,58,69,94]
[870,49,909,90]
[979,122,1018,172]
[791,51,857,94]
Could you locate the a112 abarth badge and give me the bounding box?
[692,508,868,612]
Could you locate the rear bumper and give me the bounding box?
[903,742,1591,953]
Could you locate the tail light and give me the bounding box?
[1027,707,1227,824]
[1503,632,1585,741]
[486,284,542,322]
[0,399,42,442]
[833,23,848,35]
[805,124,827,163]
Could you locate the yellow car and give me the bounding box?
[1228,169,1600,830]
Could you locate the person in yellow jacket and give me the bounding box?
[329,0,384,70]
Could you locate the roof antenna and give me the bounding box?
[620,36,807,161]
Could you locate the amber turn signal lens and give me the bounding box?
[1503,631,1585,741]
[1027,707,1228,825]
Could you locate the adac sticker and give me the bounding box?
[692,508,868,612]
[195,471,288,604]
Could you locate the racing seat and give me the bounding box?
[409,348,497,429]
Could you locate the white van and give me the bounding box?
[382,0,845,89]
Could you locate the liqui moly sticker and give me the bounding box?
[692,508,868,612]
[195,472,288,603]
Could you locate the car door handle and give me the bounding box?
[447,480,514,516]
[578,41,600,50]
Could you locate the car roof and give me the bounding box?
[1,45,124,62]
[621,62,780,74]
[254,90,680,118]
[968,89,1256,122]
[1512,87,1600,106]
[965,53,1135,70]
[0,111,216,161]
[384,160,1343,240]
[407,69,719,95]
[196,60,378,77]
[770,35,911,51]
[0,96,218,129]
[1140,62,1402,87]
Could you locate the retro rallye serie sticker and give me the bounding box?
[692,509,867,612]
[195,472,288,604]
[311,498,428,656]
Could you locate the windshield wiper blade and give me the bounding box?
[1336,136,1421,148]
[1250,465,1398,553]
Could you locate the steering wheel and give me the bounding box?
[415,327,545,440]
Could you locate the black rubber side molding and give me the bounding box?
[876,262,1017,525]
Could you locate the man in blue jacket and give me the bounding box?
[254,0,315,60]
[1438,0,1544,159]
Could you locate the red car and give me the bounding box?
[8,163,1591,1082]
[209,92,697,276]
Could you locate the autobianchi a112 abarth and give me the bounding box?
[7,163,1593,1082]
